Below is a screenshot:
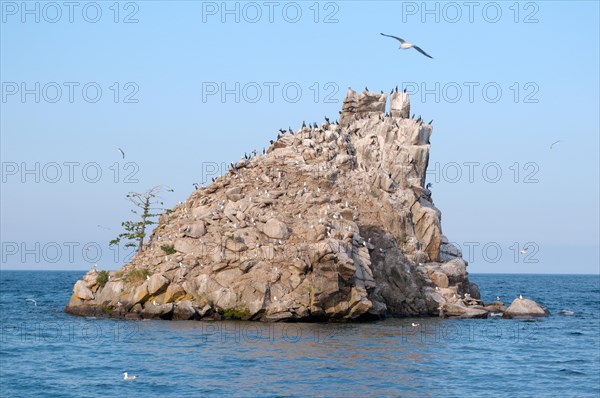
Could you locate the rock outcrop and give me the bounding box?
[503,297,549,318]
[66,87,491,322]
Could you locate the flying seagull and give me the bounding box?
[520,247,528,254]
[26,298,37,306]
[380,33,433,59]
[122,372,138,381]
[550,140,561,149]
[117,148,125,159]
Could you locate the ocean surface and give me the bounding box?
[0,271,598,397]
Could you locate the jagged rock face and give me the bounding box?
[66,89,475,322]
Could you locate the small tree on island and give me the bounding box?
[109,185,174,254]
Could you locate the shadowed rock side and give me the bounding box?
[66,88,484,322]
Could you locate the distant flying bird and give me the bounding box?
[26,298,37,306]
[380,33,433,59]
[550,140,561,149]
[117,148,125,159]
[411,323,420,327]
[122,372,138,381]
[520,247,528,254]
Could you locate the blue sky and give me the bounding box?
[1,1,598,273]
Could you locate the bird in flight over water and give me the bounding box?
[380,33,433,59]
[117,148,125,159]
[550,140,561,149]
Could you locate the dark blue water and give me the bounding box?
[1,271,598,397]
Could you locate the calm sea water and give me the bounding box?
[0,271,598,397]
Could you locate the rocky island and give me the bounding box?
[65,88,547,321]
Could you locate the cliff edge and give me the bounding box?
[66,87,483,321]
